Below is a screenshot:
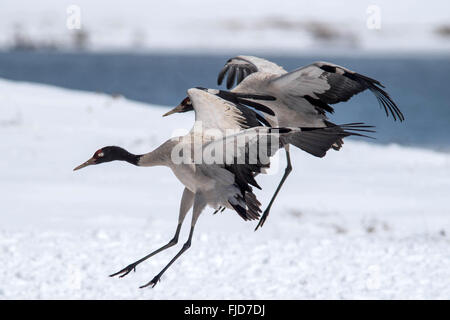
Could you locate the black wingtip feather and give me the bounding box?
[269,127,292,134]
[255,112,272,127]
[234,93,276,101]
[229,202,249,221]
[217,58,258,89]
[348,72,404,122]
[369,86,405,122]
[237,98,276,116]
[304,95,335,114]
[217,65,229,86]
[236,67,244,84]
[226,67,236,89]
[340,70,403,121]
[229,196,261,221]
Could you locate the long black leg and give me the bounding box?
[213,206,226,214]
[140,193,206,288]
[140,226,195,288]
[109,224,183,278]
[255,146,292,231]
[110,188,194,278]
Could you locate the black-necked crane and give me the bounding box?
[74,87,369,288]
[70,88,300,287]
[166,56,403,230]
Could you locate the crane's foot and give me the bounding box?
[255,209,270,231]
[109,263,137,278]
[139,275,161,289]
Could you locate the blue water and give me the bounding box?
[1,51,449,150]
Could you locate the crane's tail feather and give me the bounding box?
[287,121,375,158]
[228,192,262,221]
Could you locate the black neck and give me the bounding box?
[107,146,142,166]
[121,150,141,166]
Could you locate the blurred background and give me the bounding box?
[0,0,449,149]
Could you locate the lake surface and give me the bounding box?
[1,51,449,150]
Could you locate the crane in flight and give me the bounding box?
[166,56,403,230]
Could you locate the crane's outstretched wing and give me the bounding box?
[186,87,275,133]
[268,61,404,121]
[217,56,287,89]
[183,88,375,159]
[202,126,292,167]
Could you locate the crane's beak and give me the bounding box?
[73,157,96,171]
[162,104,183,117]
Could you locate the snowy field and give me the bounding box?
[1,0,450,54]
[1,78,450,299]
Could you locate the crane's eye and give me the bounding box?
[94,149,104,158]
[182,97,191,106]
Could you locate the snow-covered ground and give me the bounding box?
[1,78,450,299]
[1,0,450,54]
